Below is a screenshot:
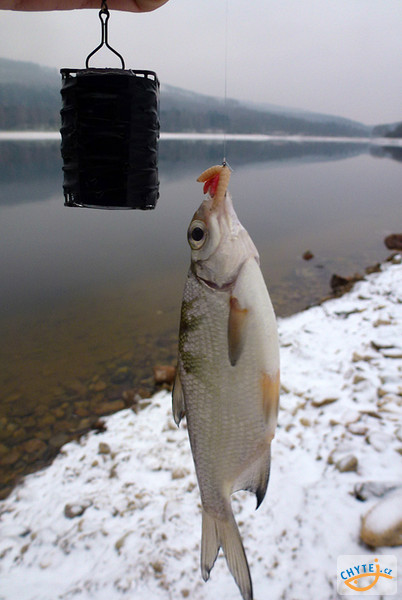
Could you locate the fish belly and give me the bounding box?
[178,262,279,517]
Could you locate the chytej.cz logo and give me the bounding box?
[337,555,397,595]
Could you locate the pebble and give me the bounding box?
[0,448,21,466]
[171,468,189,480]
[74,402,90,417]
[384,233,402,251]
[366,431,391,452]
[23,439,47,455]
[49,433,69,448]
[311,397,338,408]
[64,501,92,519]
[335,454,358,473]
[347,422,368,436]
[94,400,125,416]
[40,414,56,427]
[0,443,8,456]
[98,442,111,455]
[354,482,396,502]
[360,488,402,547]
[90,380,107,393]
[153,365,176,385]
[110,367,131,385]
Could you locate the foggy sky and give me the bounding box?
[0,0,401,125]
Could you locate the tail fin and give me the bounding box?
[201,508,253,600]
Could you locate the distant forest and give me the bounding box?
[0,57,400,137]
[0,80,371,137]
[0,83,60,130]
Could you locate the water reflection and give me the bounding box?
[0,138,400,498]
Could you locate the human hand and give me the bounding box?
[0,0,169,12]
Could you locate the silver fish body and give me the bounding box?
[173,172,279,600]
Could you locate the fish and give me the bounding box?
[172,163,280,600]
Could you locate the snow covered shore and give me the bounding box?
[1,256,401,600]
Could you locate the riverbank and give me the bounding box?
[0,255,401,600]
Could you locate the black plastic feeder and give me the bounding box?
[60,3,160,209]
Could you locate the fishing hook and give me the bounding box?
[85,0,126,69]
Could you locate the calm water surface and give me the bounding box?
[0,138,400,497]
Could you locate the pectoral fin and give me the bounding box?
[172,370,185,426]
[228,296,249,366]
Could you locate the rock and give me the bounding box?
[91,419,107,433]
[64,500,92,519]
[360,488,402,547]
[40,414,56,427]
[302,250,314,261]
[153,365,176,385]
[52,407,65,419]
[384,233,402,251]
[389,253,402,264]
[311,397,338,408]
[354,482,396,502]
[0,448,21,466]
[122,389,147,407]
[94,400,125,416]
[74,401,90,417]
[151,560,164,574]
[110,367,131,385]
[335,454,358,473]
[0,443,8,456]
[352,352,373,363]
[49,433,69,448]
[347,422,368,436]
[366,431,390,452]
[330,274,350,291]
[90,380,107,393]
[98,442,111,455]
[365,263,381,274]
[171,467,189,480]
[11,427,26,443]
[23,438,47,455]
[330,273,363,294]
[373,318,392,327]
[77,418,92,431]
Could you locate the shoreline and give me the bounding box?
[1,130,402,146]
[0,252,399,500]
[0,254,401,599]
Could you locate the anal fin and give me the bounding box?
[232,445,271,510]
[172,370,185,426]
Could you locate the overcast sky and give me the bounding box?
[0,0,401,124]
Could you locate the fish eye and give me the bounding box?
[191,227,204,242]
[188,220,207,250]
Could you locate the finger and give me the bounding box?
[0,0,169,12]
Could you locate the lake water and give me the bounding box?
[0,136,401,497]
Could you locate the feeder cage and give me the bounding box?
[60,3,160,209]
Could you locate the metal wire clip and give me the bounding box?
[85,0,125,69]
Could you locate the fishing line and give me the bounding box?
[222,0,229,167]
